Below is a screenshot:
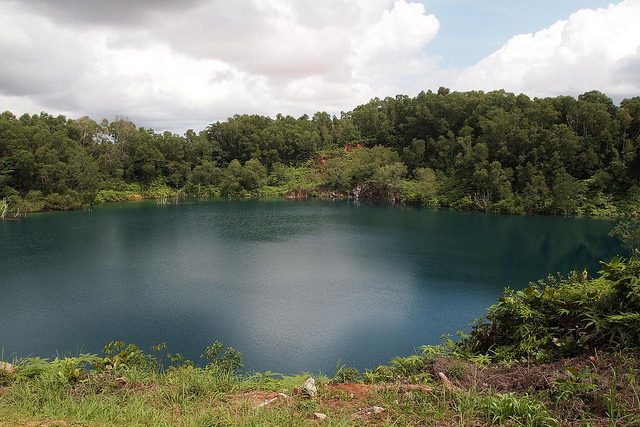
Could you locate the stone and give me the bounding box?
[437,371,458,391]
[303,377,317,398]
[0,361,15,375]
[313,412,327,420]
[358,406,385,416]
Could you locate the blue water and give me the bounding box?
[0,200,622,373]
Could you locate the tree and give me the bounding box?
[551,172,582,215]
[610,218,640,255]
[522,173,551,213]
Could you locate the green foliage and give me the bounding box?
[364,351,435,383]
[397,167,439,205]
[459,256,640,363]
[13,357,50,381]
[323,145,406,199]
[390,354,430,377]
[332,360,360,384]
[611,217,640,255]
[14,354,97,384]
[3,89,638,216]
[201,341,243,372]
[485,393,557,427]
[95,340,157,373]
[49,355,98,384]
[550,367,598,404]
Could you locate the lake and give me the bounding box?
[0,200,622,374]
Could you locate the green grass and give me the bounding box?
[2,349,638,426]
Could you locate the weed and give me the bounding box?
[486,393,557,427]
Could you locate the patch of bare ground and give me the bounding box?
[223,382,405,424]
[480,353,638,404]
[433,353,639,424]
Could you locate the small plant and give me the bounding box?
[95,340,157,372]
[332,360,360,383]
[391,354,428,377]
[603,368,627,422]
[363,364,396,383]
[447,360,468,381]
[201,341,243,372]
[50,355,97,383]
[420,344,448,360]
[14,357,51,381]
[551,367,598,403]
[486,393,557,427]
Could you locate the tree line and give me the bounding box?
[1,88,639,217]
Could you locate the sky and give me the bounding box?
[419,0,615,67]
[1,0,639,133]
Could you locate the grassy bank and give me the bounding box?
[1,256,639,426]
[1,353,638,426]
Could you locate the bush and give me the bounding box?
[201,341,243,373]
[94,341,157,373]
[459,256,640,363]
[44,192,84,210]
[332,361,360,383]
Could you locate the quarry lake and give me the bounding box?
[0,200,622,374]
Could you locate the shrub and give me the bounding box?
[459,256,640,363]
[332,361,360,383]
[201,341,243,373]
[94,340,157,373]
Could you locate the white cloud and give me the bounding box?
[0,0,442,131]
[451,0,640,100]
[350,0,440,95]
[0,0,639,133]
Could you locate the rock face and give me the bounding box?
[0,361,15,375]
[303,377,317,398]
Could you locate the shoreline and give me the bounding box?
[2,191,632,221]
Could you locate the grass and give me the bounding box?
[1,350,638,426]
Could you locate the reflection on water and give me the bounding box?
[0,200,621,373]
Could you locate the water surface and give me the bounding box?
[0,200,621,373]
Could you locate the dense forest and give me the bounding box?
[1,88,639,217]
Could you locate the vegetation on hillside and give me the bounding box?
[2,89,640,217]
[1,255,639,425]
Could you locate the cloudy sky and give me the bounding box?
[1,0,639,132]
